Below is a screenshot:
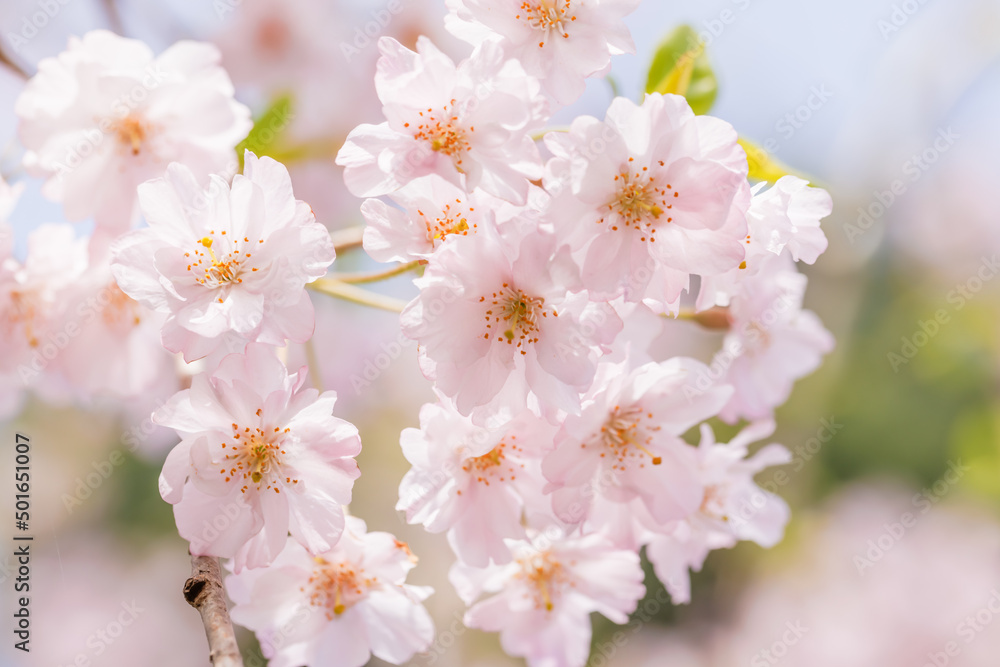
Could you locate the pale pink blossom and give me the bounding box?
[541,358,731,529]
[0,223,87,394]
[16,30,252,233]
[451,529,645,667]
[646,420,791,604]
[361,174,496,263]
[397,398,555,566]
[213,0,373,139]
[227,517,434,667]
[155,343,361,571]
[543,93,749,310]
[698,175,832,310]
[713,266,834,424]
[111,151,334,362]
[400,225,621,425]
[445,0,639,105]
[54,254,173,398]
[337,37,546,204]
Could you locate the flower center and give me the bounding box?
[592,404,663,470]
[256,16,292,54]
[102,283,141,327]
[111,114,155,156]
[218,410,297,494]
[480,284,550,354]
[602,159,678,243]
[515,551,569,612]
[742,320,772,355]
[700,484,730,521]
[421,200,477,247]
[7,291,40,348]
[460,438,524,487]
[517,0,576,46]
[408,104,472,165]
[306,558,375,620]
[186,232,262,294]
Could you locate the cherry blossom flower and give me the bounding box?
[54,254,173,398]
[645,420,791,604]
[111,151,335,362]
[451,529,645,667]
[543,93,749,310]
[0,223,87,405]
[712,266,834,424]
[336,37,546,204]
[227,517,434,667]
[155,343,361,571]
[698,175,832,310]
[16,30,252,233]
[400,225,621,425]
[397,398,555,566]
[361,174,495,263]
[445,0,640,105]
[213,0,373,139]
[541,358,732,529]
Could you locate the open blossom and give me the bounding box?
[445,0,639,105]
[401,225,621,425]
[451,529,645,667]
[156,343,361,571]
[0,223,87,392]
[543,93,749,310]
[361,174,497,263]
[227,518,434,667]
[16,30,251,232]
[111,151,335,362]
[336,37,546,204]
[542,358,732,529]
[397,398,555,566]
[53,254,172,398]
[713,265,834,423]
[646,420,791,604]
[698,175,832,310]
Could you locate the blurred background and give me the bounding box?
[0,0,999,665]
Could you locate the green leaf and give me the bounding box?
[739,137,803,183]
[645,25,718,115]
[236,93,295,170]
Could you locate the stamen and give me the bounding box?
[590,405,663,470]
[517,0,577,44]
[481,285,547,352]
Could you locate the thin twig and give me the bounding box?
[329,226,365,253]
[531,126,569,141]
[101,0,126,35]
[309,278,409,313]
[669,306,731,330]
[0,43,29,80]
[330,260,422,285]
[183,554,243,667]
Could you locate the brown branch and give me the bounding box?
[101,0,126,36]
[183,554,244,667]
[0,42,29,80]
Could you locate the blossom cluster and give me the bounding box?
[3,28,435,667]
[0,1,835,665]
[332,2,833,665]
